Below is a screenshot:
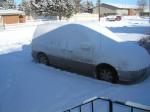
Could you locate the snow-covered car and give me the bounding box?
[32,22,150,83]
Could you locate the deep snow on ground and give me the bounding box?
[0,26,36,54]
[0,16,150,112]
[105,16,150,42]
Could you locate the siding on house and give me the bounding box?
[93,6,117,15]
[93,3,118,15]
[116,9,128,15]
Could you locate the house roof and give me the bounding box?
[100,3,118,9]
[108,3,138,9]
[0,9,25,16]
[93,3,118,10]
[94,3,139,10]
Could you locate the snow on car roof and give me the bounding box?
[34,21,122,42]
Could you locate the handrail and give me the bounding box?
[63,97,150,112]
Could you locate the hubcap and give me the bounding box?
[39,55,48,65]
[99,69,113,81]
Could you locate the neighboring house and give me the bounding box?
[80,5,93,13]
[0,9,25,24]
[93,3,117,16]
[80,1,94,13]
[93,3,138,16]
[142,7,150,16]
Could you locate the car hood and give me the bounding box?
[118,42,150,71]
[100,41,150,71]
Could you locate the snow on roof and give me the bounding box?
[102,3,139,9]
[0,9,25,16]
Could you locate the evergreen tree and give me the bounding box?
[0,0,16,9]
[31,0,75,20]
[80,0,93,13]
[74,0,80,13]
[87,1,93,9]
[19,1,31,16]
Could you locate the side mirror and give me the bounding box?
[80,42,92,50]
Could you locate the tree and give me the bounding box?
[19,1,32,16]
[87,1,93,9]
[96,0,101,21]
[137,0,147,16]
[85,0,93,13]
[0,0,16,9]
[80,0,93,13]
[31,0,75,20]
[74,0,81,13]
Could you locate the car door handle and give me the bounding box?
[67,49,73,52]
[61,48,73,52]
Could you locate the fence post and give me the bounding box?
[131,107,133,112]
[91,101,94,112]
[2,16,5,30]
[109,100,113,112]
[79,106,81,112]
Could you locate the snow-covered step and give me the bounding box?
[126,101,150,111]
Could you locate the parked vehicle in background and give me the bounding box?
[115,16,122,21]
[106,15,122,21]
[106,16,117,21]
[32,22,150,83]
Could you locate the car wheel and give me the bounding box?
[37,53,49,65]
[97,66,118,83]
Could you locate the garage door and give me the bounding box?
[3,15,19,24]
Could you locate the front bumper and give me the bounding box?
[118,66,149,82]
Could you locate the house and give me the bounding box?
[80,1,94,13]
[142,7,150,16]
[93,3,138,16]
[0,9,25,24]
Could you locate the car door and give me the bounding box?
[71,41,94,63]
[67,34,95,74]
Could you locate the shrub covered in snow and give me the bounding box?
[139,36,150,54]
[31,0,75,20]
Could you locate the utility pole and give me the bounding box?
[149,0,150,23]
[87,0,88,13]
[98,0,101,21]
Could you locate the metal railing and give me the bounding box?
[63,97,150,112]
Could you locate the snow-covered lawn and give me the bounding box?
[0,17,150,112]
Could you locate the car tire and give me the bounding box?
[97,66,118,83]
[37,53,49,65]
